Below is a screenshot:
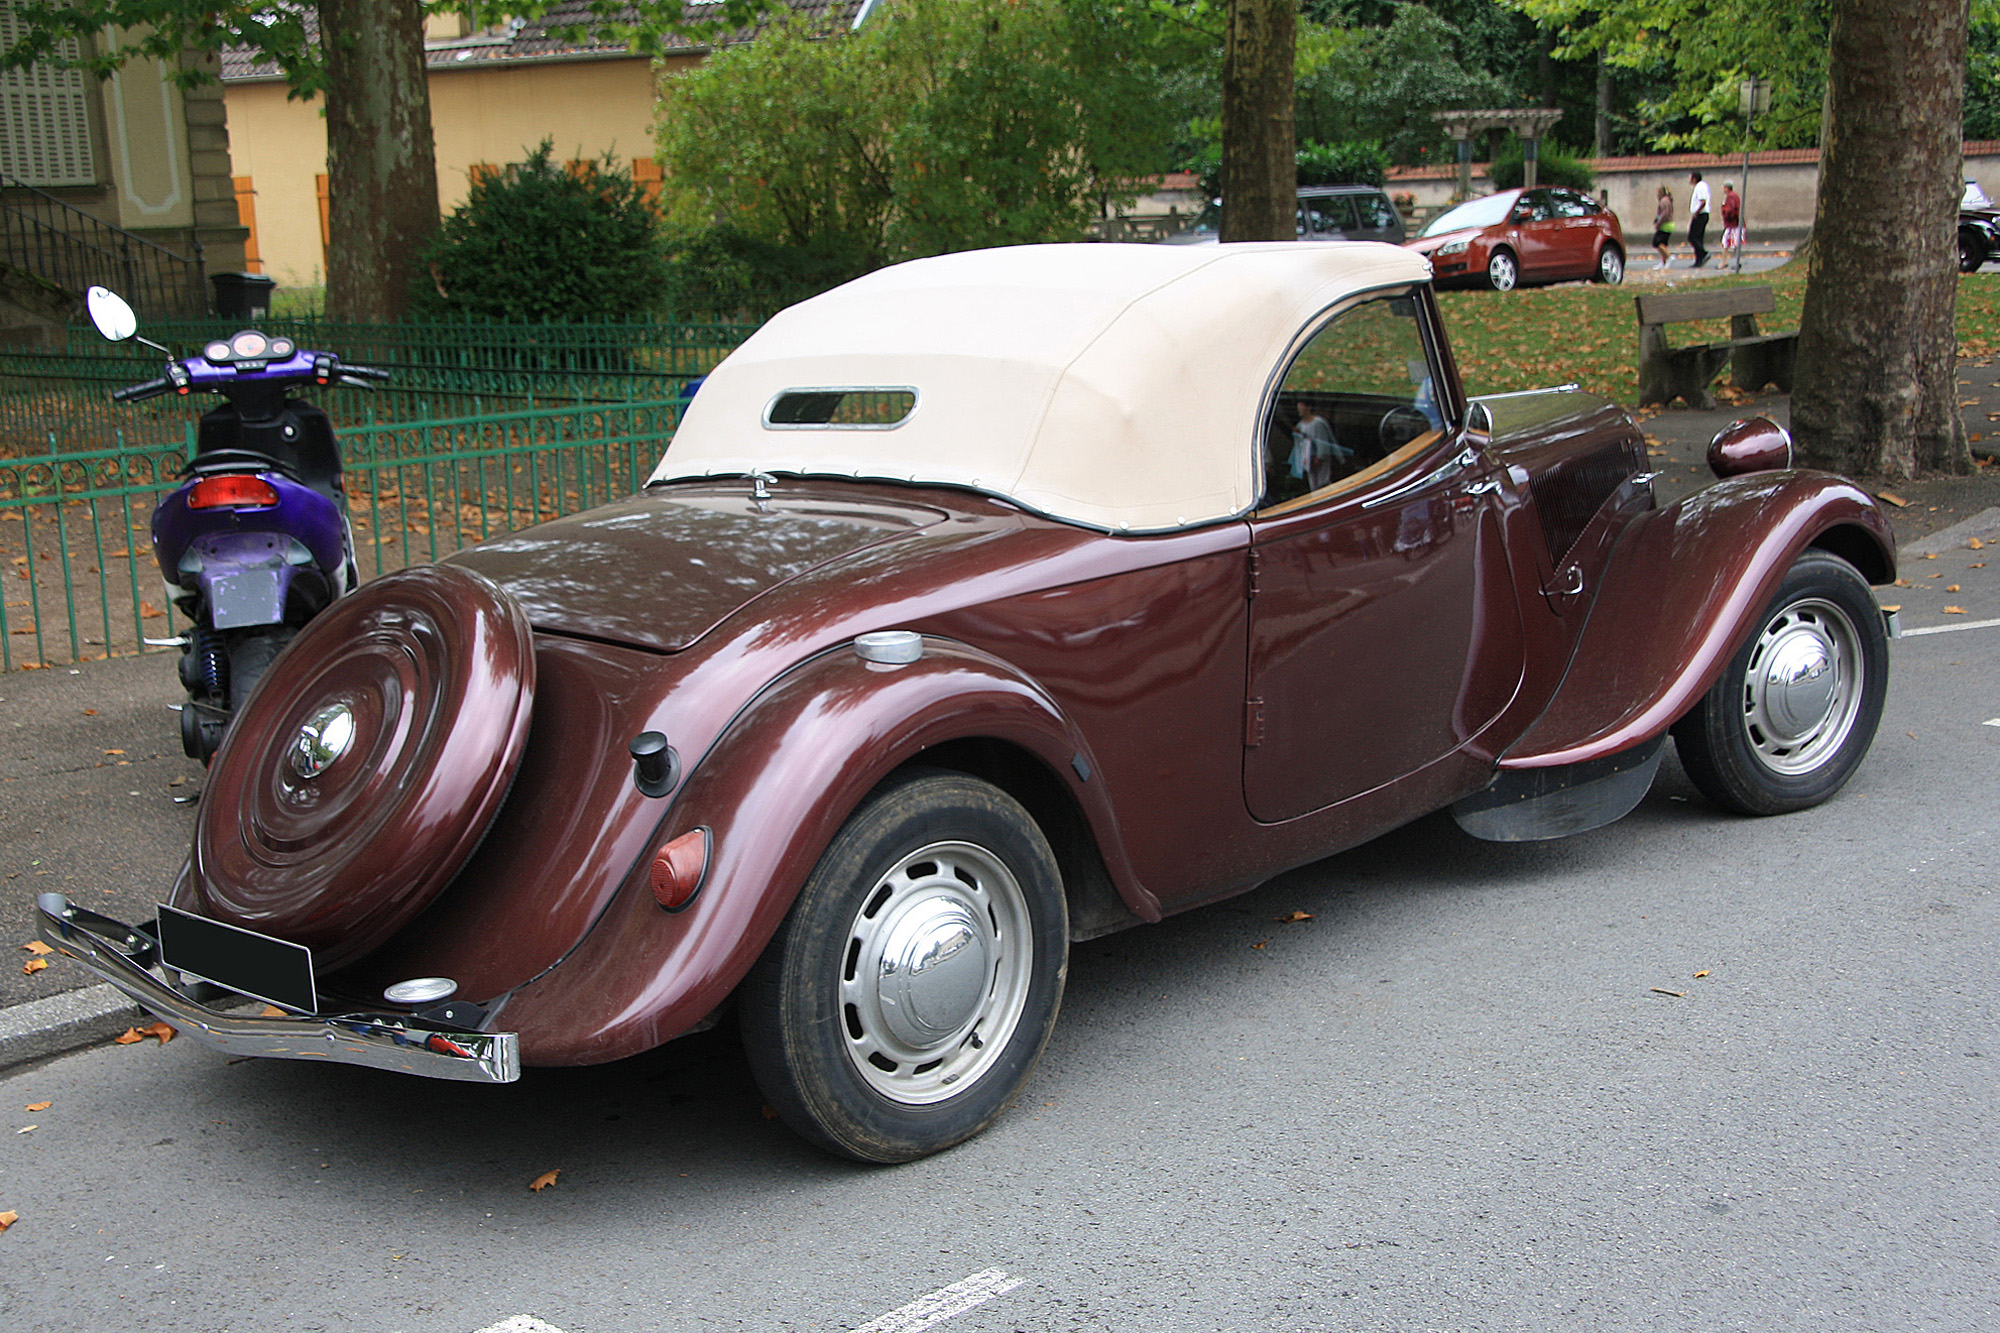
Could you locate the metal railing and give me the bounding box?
[0,398,683,671]
[0,173,208,320]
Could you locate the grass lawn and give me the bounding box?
[1438,268,2000,407]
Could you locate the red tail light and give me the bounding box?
[649,828,710,912]
[187,475,280,509]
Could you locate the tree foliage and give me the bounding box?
[655,0,1194,268]
[1297,4,1515,163]
[412,141,668,320]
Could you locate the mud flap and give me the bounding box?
[1451,735,1664,843]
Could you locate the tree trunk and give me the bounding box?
[1219,0,1295,243]
[1595,48,1612,158]
[1792,0,1971,478]
[317,0,438,322]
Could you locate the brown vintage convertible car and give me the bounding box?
[39,243,1894,1162]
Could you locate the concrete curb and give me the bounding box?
[0,981,141,1069]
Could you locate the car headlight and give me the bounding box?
[1437,239,1471,256]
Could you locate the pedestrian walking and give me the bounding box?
[1652,185,1675,268]
[1720,181,1744,267]
[1687,171,1711,268]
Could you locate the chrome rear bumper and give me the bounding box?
[35,893,519,1084]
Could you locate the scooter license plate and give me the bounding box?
[156,905,318,1015]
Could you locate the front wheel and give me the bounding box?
[1485,249,1519,292]
[1960,230,1985,273]
[740,769,1068,1162]
[1672,551,1888,815]
[1595,244,1626,285]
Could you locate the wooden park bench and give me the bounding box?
[1635,286,1798,409]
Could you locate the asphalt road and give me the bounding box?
[0,613,1995,1332]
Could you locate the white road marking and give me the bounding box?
[852,1268,1025,1333]
[475,1318,568,1333]
[1900,616,2000,637]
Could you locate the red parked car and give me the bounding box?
[40,242,1890,1163]
[1406,186,1626,290]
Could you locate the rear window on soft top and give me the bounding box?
[765,388,918,429]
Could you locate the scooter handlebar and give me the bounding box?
[109,377,179,404]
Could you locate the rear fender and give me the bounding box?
[1500,471,1893,769]
[496,636,1137,1066]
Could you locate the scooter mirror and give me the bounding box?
[86,286,137,343]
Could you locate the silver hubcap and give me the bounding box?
[1602,250,1622,281]
[1492,255,1516,289]
[289,702,356,780]
[839,840,1032,1105]
[1740,597,1862,775]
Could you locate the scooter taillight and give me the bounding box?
[187,475,280,509]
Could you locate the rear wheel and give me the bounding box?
[226,626,297,711]
[1673,551,1888,815]
[1595,244,1625,285]
[1960,229,1986,273]
[740,769,1068,1163]
[1485,249,1519,292]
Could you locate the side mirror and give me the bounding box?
[86,287,137,343]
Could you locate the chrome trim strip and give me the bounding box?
[35,894,519,1085]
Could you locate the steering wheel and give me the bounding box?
[1379,404,1433,453]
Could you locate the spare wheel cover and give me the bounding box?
[190,563,536,972]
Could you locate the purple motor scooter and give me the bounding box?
[87,287,390,761]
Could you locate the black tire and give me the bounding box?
[1672,551,1888,815]
[739,769,1068,1163]
[227,626,298,711]
[1485,248,1519,292]
[1960,230,1985,273]
[1595,243,1625,285]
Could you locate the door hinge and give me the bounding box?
[1247,547,1261,599]
[1244,697,1265,747]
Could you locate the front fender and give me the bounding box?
[1500,470,1893,769]
[496,635,1134,1066]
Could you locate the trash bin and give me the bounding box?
[211,272,277,322]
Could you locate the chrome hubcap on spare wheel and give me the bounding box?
[289,702,356,780]
[840,841,1033,1105]
[1740,597,1862,774]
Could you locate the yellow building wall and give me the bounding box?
[224,54,685,292]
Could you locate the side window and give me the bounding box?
[1551,190,1594,219]
[1303,195,1359,236]
[1357,193,1399,230]
[1260,293,1444,509]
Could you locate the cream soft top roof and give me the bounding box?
[650,242,1433,531]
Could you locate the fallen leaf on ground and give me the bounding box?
[1924,552,1939,559]
[15,1126,33,1135]
[1650,987,1686,998]
[1276,911,1313,923]
[1693,971,1710,979]
[114,1022,175,1045]
[8,624,35,636]
[1880,604,1902,612]
[1251,939,1269,950]
[1947,584,1961,592]
[1971,537,1986,550]
[0,1211,16,1233]
[24,1103,49,1113]
[528,1169,560,1192]
[1944,606,1968,614]
[138,601,165,619]
[259,1005,286,1018]
[80,708,96,716]
[1876,491,1910,508]
[20,941,50,956]
[101,749,124,756]
[21,959,46,975]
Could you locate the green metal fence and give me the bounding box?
[0,398,683,671]
[0,315,753,455]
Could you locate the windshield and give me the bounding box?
[1421,193,1517,237]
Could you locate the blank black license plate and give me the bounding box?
[156,906,318,1014]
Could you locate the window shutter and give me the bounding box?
[0,5,96,187]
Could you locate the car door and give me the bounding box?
[1244,289,1525,824]
[1547,189,1601,278]
[1510,189,1562,279]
